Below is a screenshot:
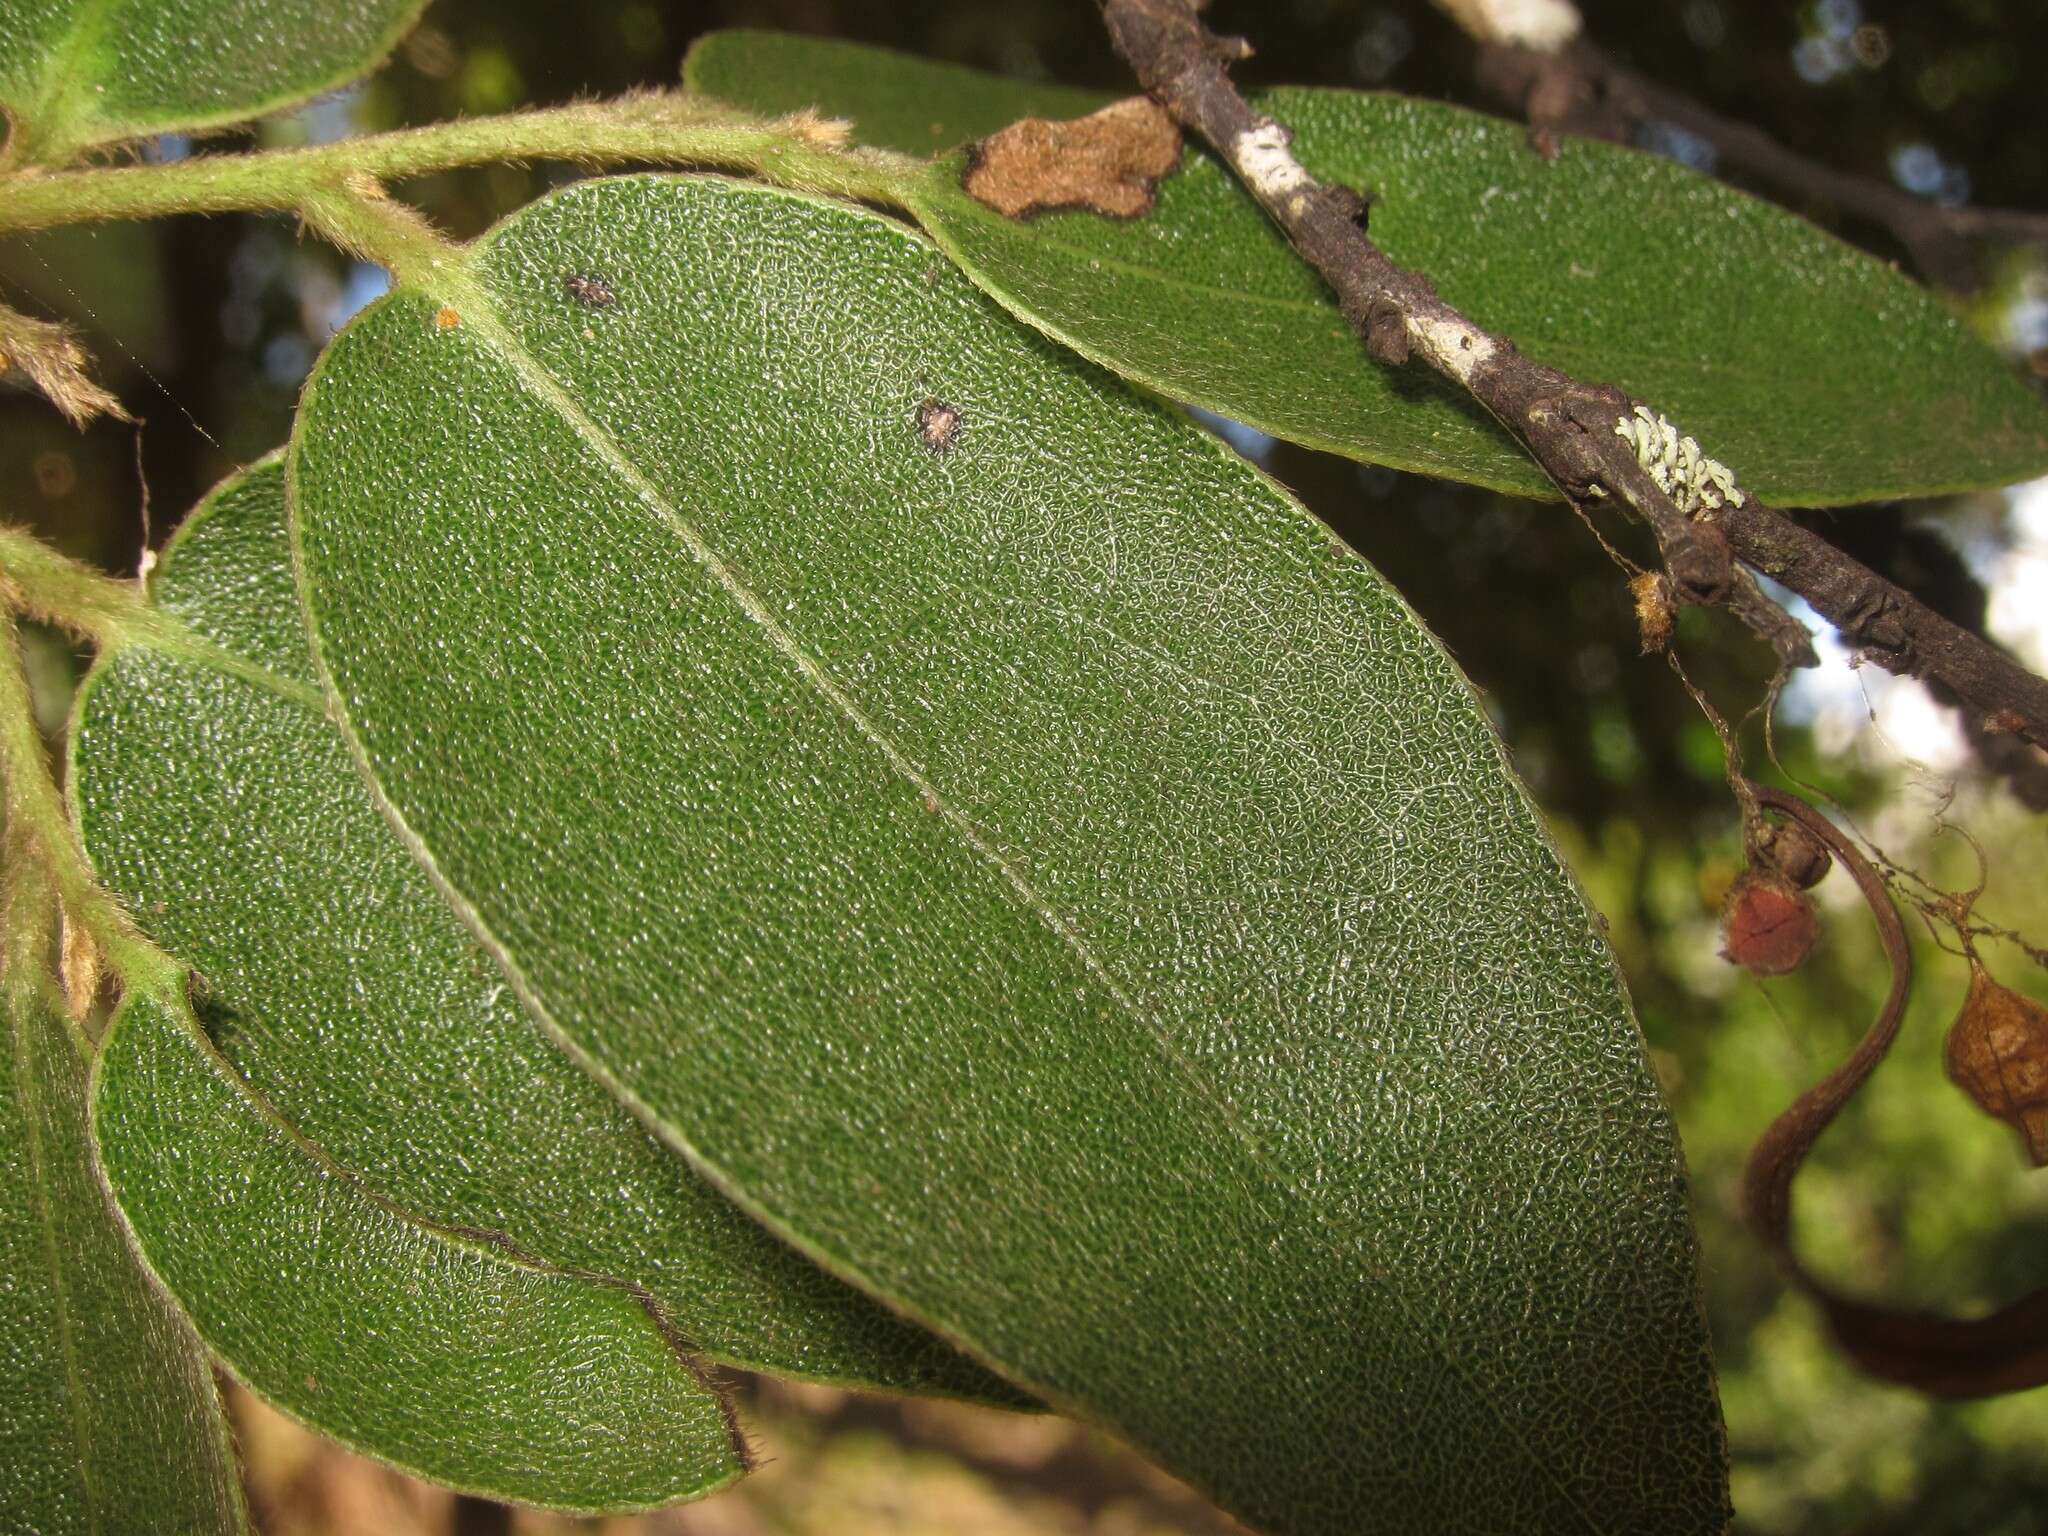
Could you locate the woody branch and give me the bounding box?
[1098,0,2048,755]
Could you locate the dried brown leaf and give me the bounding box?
[963,96,1182,220]
[1945,959,2048,1165]
[0,305,131,430]
[1629,570,1674,653]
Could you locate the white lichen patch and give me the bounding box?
[1616,405,1745,514]
[1414,316,1496,384]
[1233,122,1311,198]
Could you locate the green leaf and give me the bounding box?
[90,984,749,1512]
[290,173,1727,1536]
[0,0,426,165]
[2,971,247,1536]
[684,27,1107,157]
[68,454,1017,1405]
[684,31,2048,507]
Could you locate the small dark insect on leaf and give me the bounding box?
[916,397,962,454]
[563,273,616,308]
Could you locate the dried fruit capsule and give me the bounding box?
[1945,960,2048,1166]
[1721,869,1818,977]
[1751,817,1831,890]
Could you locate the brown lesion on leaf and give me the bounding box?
[963,96,1182,219]
[916,397,962,454]
[0,304,131,429]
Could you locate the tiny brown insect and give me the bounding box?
[433,306,461,330]
[916,397,961,454]
[563,273,616,308]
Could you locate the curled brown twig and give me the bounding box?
[1741,784,2048,1398]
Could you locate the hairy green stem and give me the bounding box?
[0,525,298,998]
[298,178,468,292]
[0,95,915,240]
[0,523,168,651]
[0,523,321,699]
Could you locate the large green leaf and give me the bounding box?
[684,30,2048,507]
[90,985,749,1511]
[68,454,1015,1404]
[2,969,247,1536]
[290,173,1727,1536]
[0,0,425,165]
[685,27,1106,157]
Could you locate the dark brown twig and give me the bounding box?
[1817,512,2048,810]
[1717,504,2048,751]
[1097,0,2048,754]
[1475,39,2048,291]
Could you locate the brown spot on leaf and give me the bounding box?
[1946,960,2048,1165]
[916,397,962,454]
[963,96,1182,220]
[433,306,462,331]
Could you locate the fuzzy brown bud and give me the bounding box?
[1721,869,1818,977]
[1944,961,2048,1166]
[1750,817,1832,891]
[1630,571,1676,654]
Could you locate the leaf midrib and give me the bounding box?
[84,621,927,1389]
[16,0,123,156]
[330,222,1612,1533]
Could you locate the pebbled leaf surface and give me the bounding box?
[291,173,1727,1536]
[685,30,2048,506]
[0,0,425,164]
[685,27,1106,156]
[2,972,246,1536]
[91,986,749,1512]
[68,454,1016,1404]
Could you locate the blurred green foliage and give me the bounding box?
[3,2,2046,1531]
